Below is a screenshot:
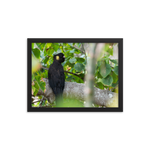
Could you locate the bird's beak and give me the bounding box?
[63,56,65,58]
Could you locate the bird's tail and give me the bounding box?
[55,94,63,107]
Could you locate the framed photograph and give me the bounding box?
[28,38,123,112]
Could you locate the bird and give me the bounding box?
[48,53,65,106]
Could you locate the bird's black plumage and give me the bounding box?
[48,53,65,105]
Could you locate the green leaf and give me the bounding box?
[35,76,46,92]
[97,78,102,83]
[44,49,47,56]
[68,43,73,46]
[56,48,62,53]
[70,63,75,68]
[34,81,39,89]
[69,58,76,63]
[76,58,85,63]
[97,61,100,67]
[43,56,49,64]
[101,75,113,86]
[97,73,103,78]
[114,66,118,75]
[32,43,34,49]
[32,48,40,59]
[103,44,114,57]
[78,73,84,80]
[78,43,81,47]
[104,44,109,52]
[35,75,41,82]
[65,56,71,61]
[32,86,35,93]
[47,48,54,56]
[105,58,109,64]
[110,59,118,64]
[63,43,66,46]
[112,81,118,87]
[65,51,74,57]
[52,43,59,51]
[97,82,104,89]
[36,43,41,49]
[42,70,48,78]
[74,49,81,54]
[33,81,40,96]
[46,43,52,48]
[108,47,113,56]
[34,89,39,96]
[112,71,118,83]
[66,75,74,81]
[38,81,46,92]
[70,49,75,53]
[74,63,85,72]
[40,43,46,50]
[100,62,111,78]
[72,75,84,83]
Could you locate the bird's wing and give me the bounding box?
[48,64,65,95]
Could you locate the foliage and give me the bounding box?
[95,44,118,91]
[31,43,118,107]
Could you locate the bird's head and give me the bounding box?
[54,53,65,63]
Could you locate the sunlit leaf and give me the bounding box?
[32,48,40,59]
[46,43,52,48]
[43,56,49,64]
[32,43,34,49]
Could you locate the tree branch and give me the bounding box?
[32,99,42,104]
[70,45,85,54]
[42,67,84,80]
[42,67,48,70]
[64,71,84,80]
[37,78,117,107]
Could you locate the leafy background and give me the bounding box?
[32,43,118,107]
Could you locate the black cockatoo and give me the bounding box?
[48,53,65,105]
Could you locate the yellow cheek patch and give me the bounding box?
[56,56,59,60]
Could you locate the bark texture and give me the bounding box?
[37,78,117,107]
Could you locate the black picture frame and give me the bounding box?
[28,38,123,112]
